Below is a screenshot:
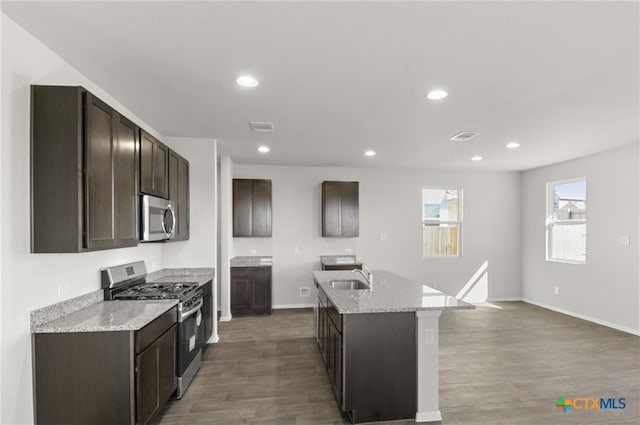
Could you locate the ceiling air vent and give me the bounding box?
[249,121,274,133]
[449,131,479,141]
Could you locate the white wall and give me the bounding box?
[163,137,218,342]
[1,14,165,424]
[218,155,234,319]
[232,164,522,307]
[522,144,640,334]
[1,14,219,423]
[162,137,217,269]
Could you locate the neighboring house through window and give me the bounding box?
[547,178,587,263]
[422,187,462,257]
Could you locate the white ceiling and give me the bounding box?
[2,1,638,171]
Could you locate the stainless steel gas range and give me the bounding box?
[101,261,205,399]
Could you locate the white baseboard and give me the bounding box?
[219,314,232,322]
[486,297,523,302]
[272,303,315,309]
[416,411,442,422]
[207,334,220,343]
[522,298,640,336]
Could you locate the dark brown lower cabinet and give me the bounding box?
[202,280,213,348]
[317,290,416,424]
[327,313,343,404]
[317,290,328,364]
[136,324,176,425]
[33,308,177,425]
[231,266,272,316]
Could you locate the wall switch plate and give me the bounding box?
[620,235,630,246]
[299,287,311,297]
[380,233,388,241]
[554,286,559,295]
[344,248,353,254]
[249,249,257,255]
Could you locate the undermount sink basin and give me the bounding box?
[330,279,370,290]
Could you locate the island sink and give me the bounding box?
[330,279,370,290]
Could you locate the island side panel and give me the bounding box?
[343,312,417,424]
[415,310,442,422]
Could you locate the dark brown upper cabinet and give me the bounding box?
[31,85,139,253]
[233,179,272,237]
[322,181,359,237]
[140,129,169,199]
[168,150,190,241]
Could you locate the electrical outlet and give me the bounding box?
[554,286,560,295]
[380,233,388,241]
[293,246,300,255]
[249,249,257,255]
[620,235,630,246]
[344,248,353,254]
[299,287,311,297]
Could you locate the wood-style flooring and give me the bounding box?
[155,302,640,425]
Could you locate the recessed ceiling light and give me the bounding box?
[257,146,270,153]
[364,150,376,157]
[506,142,520,149]
[427,89,448,100]
[236,75,259,88]
[471,156,483,161]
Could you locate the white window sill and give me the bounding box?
[546,258,586,265]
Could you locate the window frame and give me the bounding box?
[546,177,587,265]
[421,186,463,259]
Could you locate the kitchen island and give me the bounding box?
[312,270,473,424]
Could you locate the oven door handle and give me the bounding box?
[179,298,204,323]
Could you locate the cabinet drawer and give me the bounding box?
[328,301,342,334]
[136,307,177,353]
[231,266,270,276]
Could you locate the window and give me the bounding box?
[422,188,462,257]
[547,178,587,263]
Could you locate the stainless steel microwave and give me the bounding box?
[141,195,176,241]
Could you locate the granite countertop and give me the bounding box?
[147,267,215,287]
[312,270,474,314]
[32,300,178,333]
[231,256,273,267]
[320,255,363,266]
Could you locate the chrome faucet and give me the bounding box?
[352,265,373,289]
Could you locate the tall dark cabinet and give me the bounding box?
[31,85,139,253]
[140,130,169,199]
[322,181,359,237]
[233,179,272,237]
[168,150,189,241]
